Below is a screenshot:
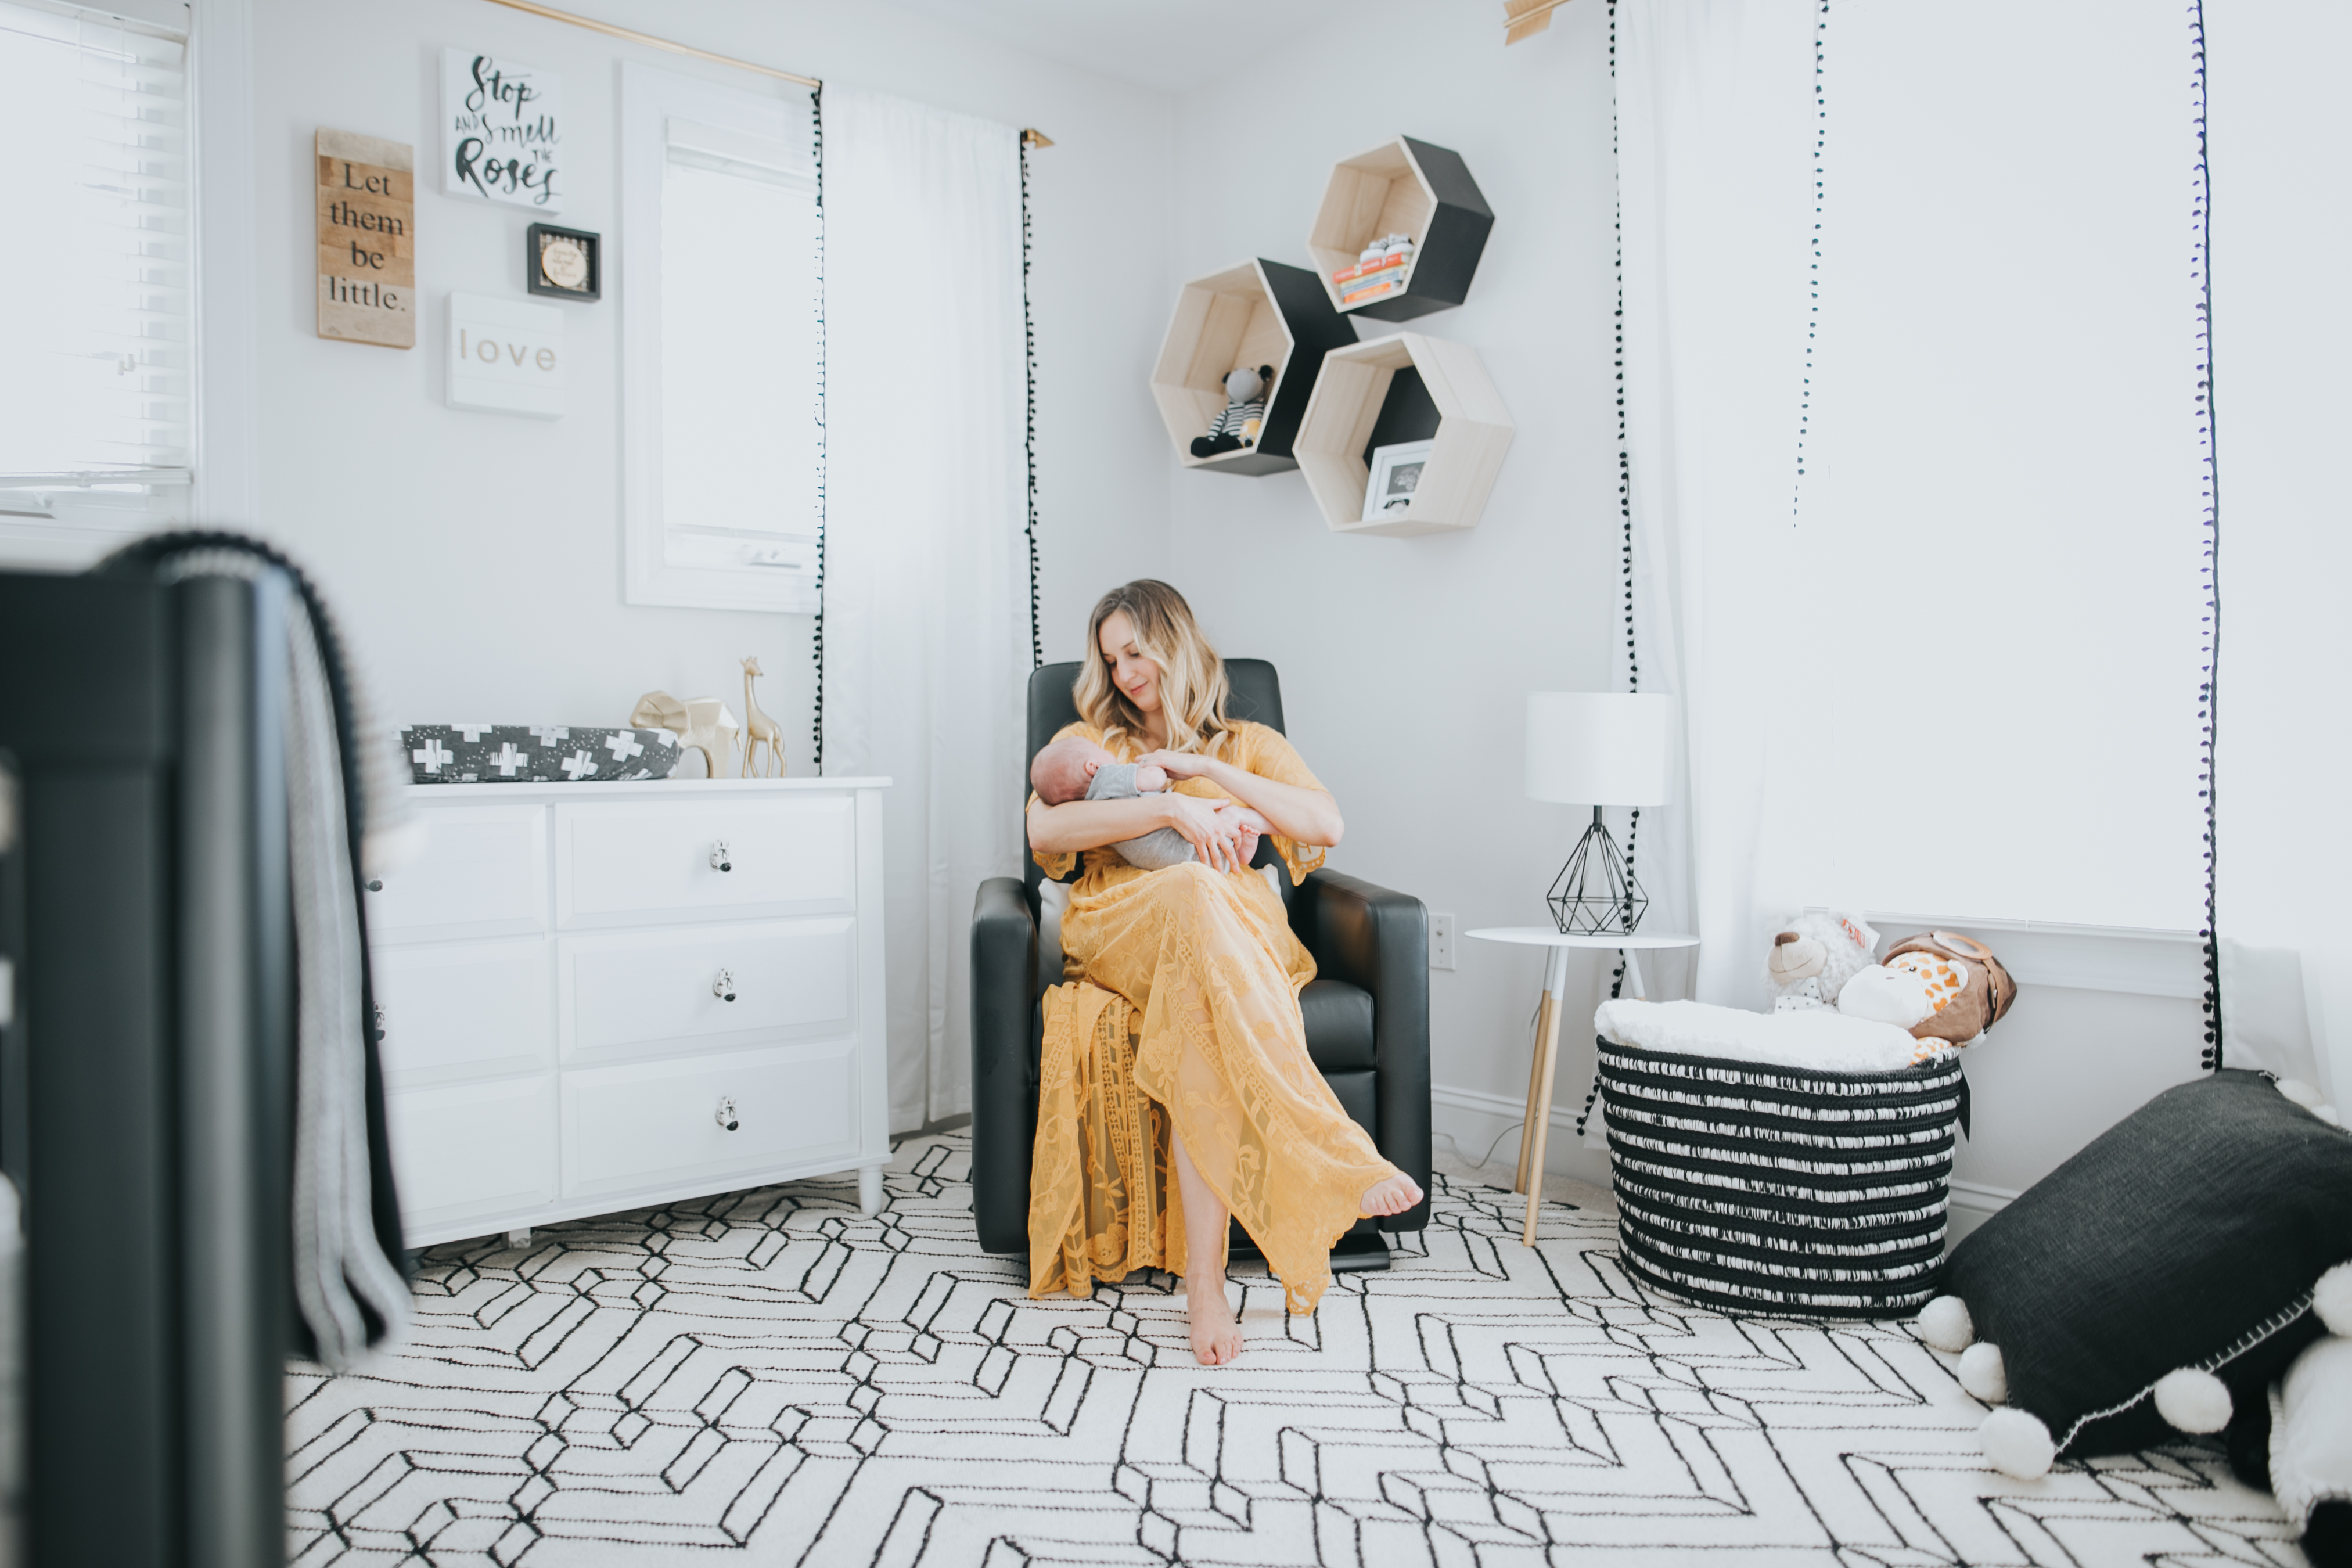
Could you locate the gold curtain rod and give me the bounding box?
[476,0,1056,145]
[480,0,821,88]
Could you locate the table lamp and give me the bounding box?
[1525,692,1675,934]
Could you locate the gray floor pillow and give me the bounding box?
[1915,1069,2352,1479]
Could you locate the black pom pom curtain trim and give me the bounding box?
[809,84,829,772]
[2189,0,2223,1069]
[1790,0,1829,525]
[1020,133,1043,670]
[1580,0,1642,1143]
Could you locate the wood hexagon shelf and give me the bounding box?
[1150,258,1354,476]
[1308,136,1494,322]
[1294,332,1515,537]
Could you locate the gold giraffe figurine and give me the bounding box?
[741,656,787,778]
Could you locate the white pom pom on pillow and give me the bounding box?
[2317,1260,2352,1337]
[2151,1367,2232,1434]
[1916,1294,1974,1354]
[1958,1343,2008,1405]
[1979,1407,2056,1480]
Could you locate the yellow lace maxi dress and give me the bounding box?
[1026,719,1401,1316]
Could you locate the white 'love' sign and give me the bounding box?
[446,292,564,419]
[441,48,563,211]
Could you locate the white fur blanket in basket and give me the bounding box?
[1595,998,1949,1074]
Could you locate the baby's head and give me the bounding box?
[1031,736,1116,805]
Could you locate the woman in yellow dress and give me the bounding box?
[1025,580,1422,1365]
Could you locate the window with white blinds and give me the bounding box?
[0,0,190,542]
[620,62,823,613]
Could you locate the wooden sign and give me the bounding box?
[315,128,414,348]
[441,49,563,211]
[445,293,564,419]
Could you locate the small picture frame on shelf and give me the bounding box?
[1363,439,1433,521]
[526,222,600,300]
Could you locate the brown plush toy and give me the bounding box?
[1883,930,2017,1044]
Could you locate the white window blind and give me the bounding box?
[1798,3,2210,934]
[0,0,190,544]
[620,64,821,613]
[660,118,820,583]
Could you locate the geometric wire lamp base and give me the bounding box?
[1545,805,1648,935]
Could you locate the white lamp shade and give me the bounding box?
[1525,692,1676,806]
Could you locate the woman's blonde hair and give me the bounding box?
[1074,580,1233,756]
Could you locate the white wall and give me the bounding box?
[1161,1,1626,1182]
[246,0,1172,754]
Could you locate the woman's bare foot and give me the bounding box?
[1185,1274,1244,1366]
[1360,1173,1424,1217]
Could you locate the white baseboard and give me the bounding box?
[1430,1081,1612,1186]
[1945,1178,2020,1245]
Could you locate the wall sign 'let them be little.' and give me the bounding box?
[315,128,414,349]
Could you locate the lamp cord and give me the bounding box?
[1435,996,1546,1171]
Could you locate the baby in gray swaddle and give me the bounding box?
[1030,735,1269,871]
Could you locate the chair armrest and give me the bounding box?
[1292,869,1431,1231]
[970,877,1038,1254]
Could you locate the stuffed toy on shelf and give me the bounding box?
[1190,364,1272,458]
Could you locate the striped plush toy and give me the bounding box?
[1189,364,1271,458]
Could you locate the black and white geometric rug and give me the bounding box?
[287,1132,2302,1566]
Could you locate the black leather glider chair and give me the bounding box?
[969,659,1430,1272]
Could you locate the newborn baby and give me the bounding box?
[1031,735,1267,871]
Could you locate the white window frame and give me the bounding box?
[0,0,254,570]
[619,60,820,613]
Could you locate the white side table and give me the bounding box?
[1465,927,1701,1245]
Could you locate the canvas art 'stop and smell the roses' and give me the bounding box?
[442,49,564,211]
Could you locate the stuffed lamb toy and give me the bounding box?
[1764,909,1880,1012]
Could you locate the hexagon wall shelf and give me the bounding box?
[1294,332,1515,537]
[1150,258,1354,477]
[1308,136,1494,322]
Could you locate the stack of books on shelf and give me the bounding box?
[1332,236,1415,307]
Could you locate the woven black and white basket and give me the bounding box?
[1599,1037,1965,1318]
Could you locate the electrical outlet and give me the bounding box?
[1430,912,1456,971]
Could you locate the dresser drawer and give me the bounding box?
[385,1074,558,1236]
[372,938,553,1088]
[557,918,853,1066]
[366,803,546,942]
[553,796,855,928]
[560,1040,858,1199]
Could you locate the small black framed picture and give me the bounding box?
[526,222,600,301]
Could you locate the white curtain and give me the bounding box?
[1618,0,1822,1006]
[1618,0,2218,1012]
[823,86,1028,1132]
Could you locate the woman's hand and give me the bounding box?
[1214,803,1268,869]
[1138,749,1344,849]
[1161,791,1249,873]
[1135,748,1225,784]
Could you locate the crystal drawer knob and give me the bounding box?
[712,968,736,1002]
[715,1095,739,1132]
[710,840,732,873]
[365,878,384,892]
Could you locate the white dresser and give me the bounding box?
[366,776,890,1248]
